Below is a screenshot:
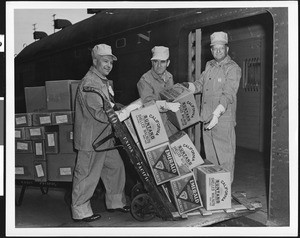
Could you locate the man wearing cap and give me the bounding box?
[71,44,130,222]
[137,46,180,137]
[182,32,241,183]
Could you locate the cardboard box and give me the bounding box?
[33,160,47,182]
[169,172,203,215]
[32,112,52,126]
[15,154,35,180]
[51,111,74,125]
[15,113,33,127]
[131,102,168,150]
[169,131,204,175]
[45,132,59,154]
[160,83,200,130]
[16,140,33,154]
[33,140,46,160]
[58,124,75,153]
[46,80,80,111]
[26,126,45,140]
[194,165,231,210]
[15,127,30,140]
[25,86,47,113]
[70,81,80,111]
[47,153,76,182]
[144,142,180,185]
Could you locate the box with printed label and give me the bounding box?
[33,160,47,182]
[160,83,200,130]
[58,124,75,153]
[144,142,180,185]
[32,112,52,126]
[46,80,80,111]
[47,153,76,182]
[26,126,45,140]
[71,81,80,111]
[25,86,47,113]
[169,172,203,215]
[194,165,231,210]
[16,140,33,154]
[33,140,46,160]
[45,132,59,154]
[15,113,33,127]
[131,102,168,150]
[169,131,204,175]
[15,127,30,140]
[51,111,74,125]
[15,154,35,180]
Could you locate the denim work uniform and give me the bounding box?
[137,69,178,137]
[193,55,241,182]
[71,66,126,220]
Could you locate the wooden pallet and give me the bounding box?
[170,191,262,226]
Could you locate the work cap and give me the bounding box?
[92,44,117,61]
[210,32,228,46]
[151,46,169,60]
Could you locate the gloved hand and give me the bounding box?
[125,101,143,112]
[180,82,190,88]
[205,104,225,130]
[108,85,114,96]
[181,82,196,93]
[205,114,219,130]
[156,100,181,112]
[115,109,130,122]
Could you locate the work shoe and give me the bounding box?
[73,213,101,222]
[107,205,130,213]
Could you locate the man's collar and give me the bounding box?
[211,55,231,67]
[150,69,168,82]
[90,66,108,81]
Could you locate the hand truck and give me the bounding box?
[83,86,180,222]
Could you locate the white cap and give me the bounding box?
[92,44,117,61]
[151,46,169,60]
[210,32,228,46]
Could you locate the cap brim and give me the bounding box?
[151,57,168,60]
[210,41,228,46]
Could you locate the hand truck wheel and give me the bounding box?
[130,182,146,200]
[131,193,156,222]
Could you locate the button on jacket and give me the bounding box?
[137,69,178,136]
[193,55,241,123]
[74,66,114,151]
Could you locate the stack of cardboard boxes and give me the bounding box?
[127,94,203,215]
[15,80,80,183]
[126,83,232,215]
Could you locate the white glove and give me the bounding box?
[108,85,114,96]
[205,104,225,130]
[187,82,196,93]
[156,100,181,112]
[125,100,143,112]
[206,115,218,130]
[115,109,130,122]
[109,101,115,108]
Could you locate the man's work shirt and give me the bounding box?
[137,69,174,103]
[137,69,178,136]
[193,55,241,123]
[74,66,114,151]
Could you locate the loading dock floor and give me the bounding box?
[14,147,270,228]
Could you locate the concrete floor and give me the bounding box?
[15,147,270,229]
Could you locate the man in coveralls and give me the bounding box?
[137,46,180,137]
[71,44,130,222]
[182,32,241,182]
